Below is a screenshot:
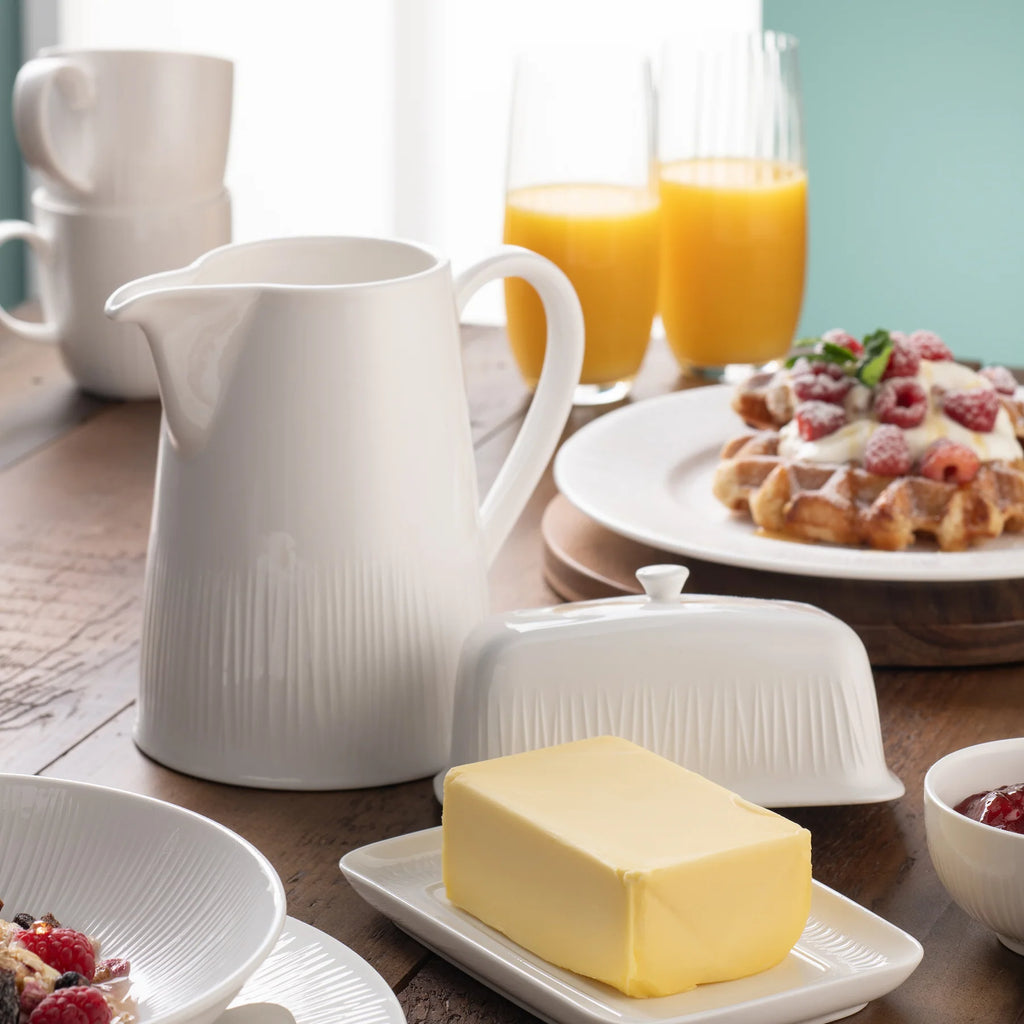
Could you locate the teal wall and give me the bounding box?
[0,1,23,308]
[764,0,1024,366]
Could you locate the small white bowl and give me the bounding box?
[0,775,287,1024]
[924,737,1024,955]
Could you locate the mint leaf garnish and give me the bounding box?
[857,347,892,386]
[856,329,893,386]
[784,327,897,385]
[820,341,857,364]
[862,329,892,354]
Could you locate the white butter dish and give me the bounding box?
[340,828,923,1024]
[437,565,903,808]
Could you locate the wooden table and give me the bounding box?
[1,323,1022,1024]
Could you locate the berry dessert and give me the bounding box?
[954,782,1024,834]
[713,329,1024,550]
[0,902,134,1024]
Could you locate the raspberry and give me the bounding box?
[21,977,48,1018]
[908,329,953,361]
[791,372,852,404]
[15,929,95,980]
[821,328,863,355]
[979,365,1018,396]
[918,439,980,484]
[874,378,927,428]
[28,986,110,1024]
[812,361,847,380]
[880,338,921,381]
[942,387,999,432]
[794,400,846,440]
[790,356,845,379]
[863,425,912,476]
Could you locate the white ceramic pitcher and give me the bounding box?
[106,236,583,789]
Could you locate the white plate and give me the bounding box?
[0,775,285,1024]
[553,385,1024,581]
[340,828,922,1024]
[224,916,405,1024]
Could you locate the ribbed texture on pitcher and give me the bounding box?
[136,547,485,788]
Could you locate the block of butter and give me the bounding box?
[442,735,812,997]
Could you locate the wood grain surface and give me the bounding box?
[541,492,1024,666]
[1,324,1023,1024]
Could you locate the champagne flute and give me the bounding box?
[503,46,659,406]
[658,31,807,382]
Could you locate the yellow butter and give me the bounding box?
[441,736,812,997]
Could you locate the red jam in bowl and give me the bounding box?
[954,782,1024,834]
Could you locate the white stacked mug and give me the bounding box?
[0,48,234,399]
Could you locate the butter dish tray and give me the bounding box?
[435,565,903,808]
[223,915,405,1024]
[340,828,922,1024]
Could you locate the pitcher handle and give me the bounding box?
[13,57,96,197]
[455,245,584,566]
[0,220,58,344]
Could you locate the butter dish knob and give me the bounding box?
[636,564,689,602]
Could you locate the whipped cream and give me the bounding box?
[777,358,1024,464]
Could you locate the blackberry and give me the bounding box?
[55,972,87,990]
[12,913,34,929]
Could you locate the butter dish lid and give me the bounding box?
[439,565,903,808]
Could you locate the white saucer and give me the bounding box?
[340,828,922,1024]
[221,916,405,1024]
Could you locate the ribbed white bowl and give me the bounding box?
[0,775,287,1024]
[924,738,1024,955]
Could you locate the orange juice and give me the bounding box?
[503,183,659,388]
[658,158,807,368]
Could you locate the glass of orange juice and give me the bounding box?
[503,47,659,405]
[658,32,807,381]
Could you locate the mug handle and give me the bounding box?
[455,245,584,566]
[0,221,59,344]
[13,57,96,197]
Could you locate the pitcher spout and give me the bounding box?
[106,270,259,456]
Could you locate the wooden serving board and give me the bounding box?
[542,493,1024,667]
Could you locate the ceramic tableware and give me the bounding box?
[106,235,584,789]
[0,774,286,1024]
[436,564,903,807]
[14,48,233,205]
[554,385,1024,581]
[924,737,1024,954]
[0,187,231,399]
[224,916,405,1024]
[340,828,923,1024]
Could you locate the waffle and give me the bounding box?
[713,431,1024,551]
[731,370,794,431]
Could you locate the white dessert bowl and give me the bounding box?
[924,737,1024,955]
[0,774,287,1024]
